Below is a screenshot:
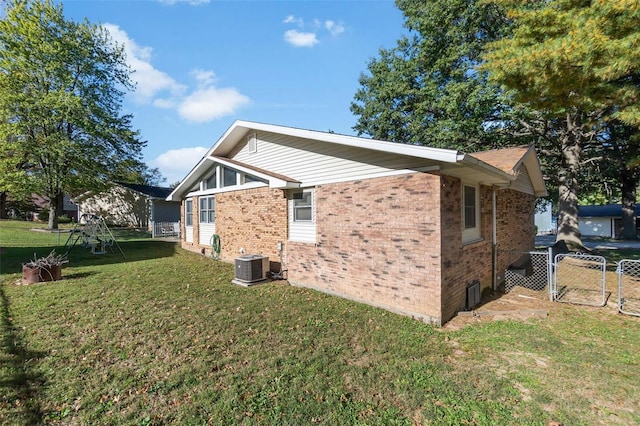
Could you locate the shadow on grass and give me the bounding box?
[0,240,179,275]
[61,271,97,280]
[0,286,48,423]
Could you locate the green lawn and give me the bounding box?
[1,220,639,425]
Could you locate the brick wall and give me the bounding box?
[286,173,444,324]
[181,188,288,267]
[495,188,536,282]
[439,176,493,323]
[215,187,288,265]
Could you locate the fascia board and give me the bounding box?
[166,157,215,201]
[456,153,515,183]
[521,148,548,197]
[212,120,461,163]
[211,156,299,188]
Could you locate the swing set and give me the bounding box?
[64,214,125,258]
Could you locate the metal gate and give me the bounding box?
[552,253,608,306]
[618,259,640,317]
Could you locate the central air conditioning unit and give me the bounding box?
[233,254,269,285]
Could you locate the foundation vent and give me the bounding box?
[466,280,481,310]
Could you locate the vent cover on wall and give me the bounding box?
[234,254,269,284]
[466,280,481,310]
[247,133,257,153]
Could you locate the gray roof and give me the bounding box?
[115,182,174,200]
[578,204,640,218]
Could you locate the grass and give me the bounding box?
[1,219,639,425]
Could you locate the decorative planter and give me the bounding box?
[22,264,62,284]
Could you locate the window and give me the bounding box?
[199,196,215,223]
[244,173,265,184]
[464,185,476,229]
[462,184,481,243]
[205,171,217,190]
[185,199,193,227]
[223,167,237,187]
[293,190,313,222]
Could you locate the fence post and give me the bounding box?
[547,246,554,301]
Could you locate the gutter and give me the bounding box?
[457,152,516,184]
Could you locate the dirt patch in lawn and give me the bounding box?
[442,281,622,331]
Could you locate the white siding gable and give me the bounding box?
[231,131,436,186]
[511,165,535,195]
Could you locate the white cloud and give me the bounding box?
[152,98,176,109]
[325,20,345,36]
[282,15,345,47]
[150,146,208,184]
[178,86,251,123]
[104,25,250,123]
[284,30,319,48]
[191,69,217,86]
[104,24,186,103]
[283,15,304,26]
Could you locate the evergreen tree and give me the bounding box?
[482,0,640,243]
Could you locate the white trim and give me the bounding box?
[289,188,316,243]
[462,182,481,244]
[186,181,267,198]
[300,166,440,187]
[199,195,216,224]
[185,198,194,243]
[214,120,461,162]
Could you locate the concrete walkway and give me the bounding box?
[535,235,640,250]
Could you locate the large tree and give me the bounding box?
[0,0,144,229]
[482,0,640,243]
[350,0,517,151]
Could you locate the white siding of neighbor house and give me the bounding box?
[185,226,194,243]
[230,131,434,185]
[579,217,613,238]
[199,222,216,247]
[511,165,535,195]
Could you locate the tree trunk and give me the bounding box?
[47,191,63,230]
[0,191,7,219]
[620,168,637,240]
[555,114,583,246]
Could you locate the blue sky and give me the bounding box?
[60,0,407,184]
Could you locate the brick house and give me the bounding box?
[167,121,546,325]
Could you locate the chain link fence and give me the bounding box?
[552,253,608,307]
[618,259,640,317]
[500,250,552,297]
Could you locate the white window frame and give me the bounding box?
[288,188,316,243]
[185,199,193,227]
[293,190,314,223]
[462,183,481,244]
[199,196,216,224]
[204,171,217,190]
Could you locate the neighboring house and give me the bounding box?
[75,182,180,230]
[535,200,555,235]
[167,121,547,325]
[578,204,640,238]
[30,194,78,222]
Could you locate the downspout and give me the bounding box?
[492,187,498,291]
